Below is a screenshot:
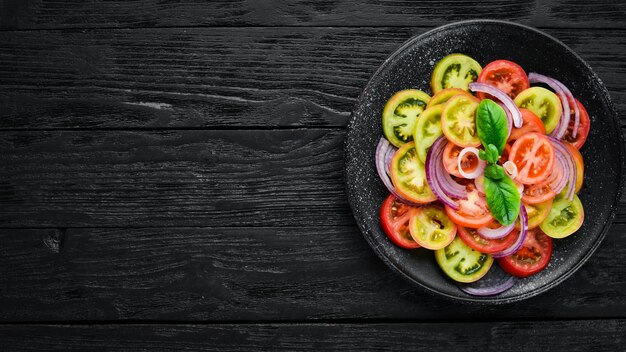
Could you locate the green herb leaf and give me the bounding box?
[476,99,508,154]
[478,149,488,162]
[484,164,505,180]
[484,175,521,226]
[487,144,499,164]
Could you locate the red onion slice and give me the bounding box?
[491,204,528,259]
[469,82,522,128]
[477,222,515,239]
[528,73,573,139]
[548,137,577,201]
[458,263,517,296]
[375,138,422,206]
[426,137,461,209]
[458,147,486,179]
[548,151,569,195]
[498,102,513,138]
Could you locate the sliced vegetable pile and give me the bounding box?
[377,55,589,296]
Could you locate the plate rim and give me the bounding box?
[344,19,624,304]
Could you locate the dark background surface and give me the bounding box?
[0,0,625,350]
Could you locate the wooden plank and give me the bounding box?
[1,128,626,228]
[1,224,625,321]
[0,129,350,228]
[0,27,625,129]
[0,321,624,351]
[1,0,625,30]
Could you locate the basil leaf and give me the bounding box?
[487,144,499,164]
[478,149,488,162]
[484,175,521,226]
[484,164,505,180]
[476,99,508,154]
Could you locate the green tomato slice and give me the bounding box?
[540,193,584,239]
[414,104,443,163]
[390,142,437,203]
[514,87,562,134]
[430,54,482,94]
[409,205,457,250]
[427,88,473,108]
[382,89,431,148]
[441,94,481,147]
[435,236,494,283]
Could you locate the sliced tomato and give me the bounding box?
[442,141,480,178]
[445,188,493,228]
[498,228,553,278]
[428,88,473,108]
[390,142,437,203]
[540,193,584,239]
[476,60,530,100]
[514,87,562,134]
[566,142,584,193]
[435,236,493,283]
[522,182,556,204]
[409,204,457,250]
[508,108,545,142]
[380,195,420,249]
[441,94,481,147]
[382,90,431,148]
[430,54,482,93]
[521,199,553,230]
[457,225,519,254]
[562,99,591,149]
[508,133,554,184]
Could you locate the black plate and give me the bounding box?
[344,20,624,303]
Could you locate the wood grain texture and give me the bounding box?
[1,129,626,228]
[0,27,625,129]
[0,129,349,227]
[0,321,624,351]
[1,0,625,30]
[0,223,625,321]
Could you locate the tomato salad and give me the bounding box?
[376,55,588,296]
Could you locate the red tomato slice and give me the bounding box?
[522,182,556,204]
[498,228,553,278]
[508,108,545,142]
[445,188,493,228]
[457,225,519,254]
[562,99,590,149]
[476,60,530,100]
[509,133,554,184]
[379,195,420,249]
[442,141,480,178]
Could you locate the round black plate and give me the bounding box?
[344,20,623,303]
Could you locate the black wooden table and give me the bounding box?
[1,1,625,350]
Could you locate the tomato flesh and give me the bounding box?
[442,141,480,178]
[522,182,556,204]
[414,104,443,163]
[476,60,530,100]
[566,142,584,193]
[390,142,437,203]
[431,54,482,93]
[435,236,493,283]
[428,88,473,108]
[514,87,562,134]
[380,195,420,249]
[382,90,431,148]
[521,199,554,230]
[445,188,493,228]
[540,193,584,239]
[441,94,481,147]
[457,225,519,254]
[409,205,457,250]
[508,108,545,142]
[498,228,552,278]
[509,133,554,184]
